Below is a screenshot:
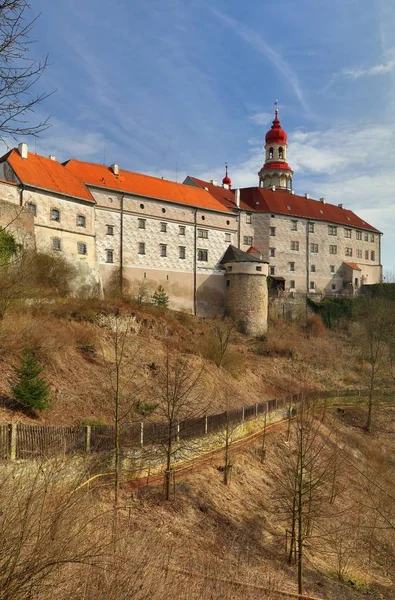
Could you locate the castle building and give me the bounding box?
[0,108,382,328]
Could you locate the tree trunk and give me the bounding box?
[165,422,173,500]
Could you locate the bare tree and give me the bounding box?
[153,342,205,500]
[0,1,51,141]
[353,297,394,431]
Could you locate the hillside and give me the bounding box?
[2,402,394,599]
[0,298,374,425]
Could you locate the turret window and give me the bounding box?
[269,147,274,159]
[278,147,284,159]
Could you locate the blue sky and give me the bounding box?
[3,0,395,270]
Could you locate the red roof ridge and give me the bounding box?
[65,161,232,214]
[6,149,94,203]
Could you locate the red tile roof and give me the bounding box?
[186,176,251,211]
[5,149,94,202]
[240,187,380,233]
[64,160,232,213]
[343,262,362,271]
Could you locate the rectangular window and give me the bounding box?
[269,266,275,275]
[225,233,231,242]
[310,264,316,272]
[330,265,335,273]
[138,242,145,255]
[370,234,375,243]
[345,247,352,257]
[27,202,37,216]
[357,249,362,258]
[52,237,61,251]
[270,226,276,236]
[308,222,315,233]
[256,266,262,272]
[290,280,295,289]
[179,246,186,259]
[160,243,167,257]
[105,249,114,263]
[329,245,337,255]
[344,228,352,238]
[365,250,369,260]
[291,220,298,231]
[179,225,186,235]
[289,262,295,272]
[138,218,146,229]
[77,215,86,227]
[106,225,114,236]
[290,241,300,251]
[328,225,337,236]
[246,213,252,224]
[371,250,375,261]
[332,284,336,290]
[51,208,60,222]
[77,242,87,255]
[269,247,275,257]
[243,236,253,246]
[197,248,208,261]
[310,243,319,253]
[310,281,315,290]
[364,232,369,241]
[160,222,167,233]
[197,229,208,239]
[356,231,362,240]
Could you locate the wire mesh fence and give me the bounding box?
[0,389,363,461]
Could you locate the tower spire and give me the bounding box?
[258,105,293,192]
[222,162,232,188]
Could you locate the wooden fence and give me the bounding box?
[0,390,362,461]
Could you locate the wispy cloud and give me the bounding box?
[249,112,272,125]
[342,49,395,79]
[211,8,310,113]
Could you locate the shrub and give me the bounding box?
[152,285,169,308]
[11,349,50,410]
[0,228,20,262]
[307,297,354,328]
[304,314,326,337]
[135,400,157,416]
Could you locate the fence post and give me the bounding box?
[204,415,208,435]
[85,425,91,453]
[176,421,180,443]
[9,423,17,460]
[140,422,144,447]
[255,403,258,418]
[242,407,245,423]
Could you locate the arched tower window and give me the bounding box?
[278,147,284,159]
[269,147,274,159]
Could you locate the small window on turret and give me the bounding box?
[278,147,284,159]
[256,266,262,272]
[269,147,274,159]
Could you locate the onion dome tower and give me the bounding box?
[222,163,232,188]
[258,105,293,192]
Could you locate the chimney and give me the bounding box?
[18,143,28,159]
[271,185,276,192]
[111,163,119,176]
[320,197,326,203]
[235,188,240,209]
[49,155,56,161]
[210,179,217,186]
[305,193,310,199]
[338,203,343,209]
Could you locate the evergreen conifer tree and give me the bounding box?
[12,349,50,410]
[152,285,169,308]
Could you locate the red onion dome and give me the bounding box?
[222,164,232,186]
[265,109,288,145]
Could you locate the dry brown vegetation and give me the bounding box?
[1,405,394,599]
[0,295,387,425]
